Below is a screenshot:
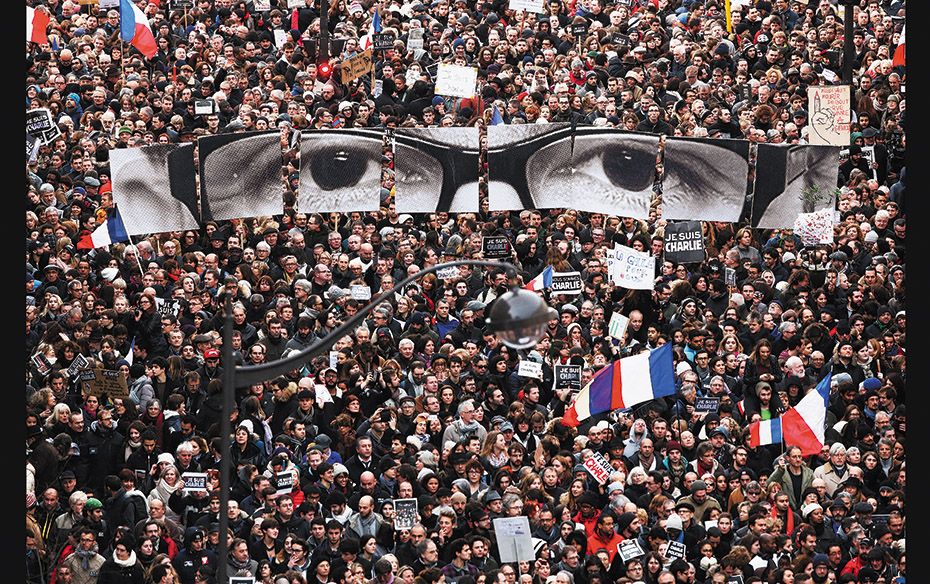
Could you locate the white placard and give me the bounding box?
[351,284,372,300]
[582,452,612,484]
[408,27,424,50]
[274,29,288,49]
[608,312,629,341]
[493,516,535,563]
[508,0,544,12]
[329,351,339,369]
[373,79,383,98]
[393,498,419,530]
[611,244,655,290]
[434,64,478,98]
[517,360,543,379]
[437,265,460,280]
[182,472,208,493]
[315,384,334,408]
[808,85,850,146]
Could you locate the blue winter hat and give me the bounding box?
[432,95,444,106]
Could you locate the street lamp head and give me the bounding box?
[486,287,558,350]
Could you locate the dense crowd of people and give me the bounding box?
[26,0,906,583]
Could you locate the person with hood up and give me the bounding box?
[622,418,650,460]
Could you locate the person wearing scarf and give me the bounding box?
[97,535,145,584]
[61,527,106,584]
[441,400,487,445]
[147,463,183,525]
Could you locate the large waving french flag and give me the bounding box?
[120,0,158,58]
[780,373,831,456]
[562,343,675,427]
[524,266,553,292]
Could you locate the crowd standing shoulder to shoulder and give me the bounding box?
[27,0,905,583]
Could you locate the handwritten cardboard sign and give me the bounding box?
[809,85,850,146]
[341,49,373,84]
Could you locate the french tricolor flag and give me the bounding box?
[120,0,158,59]
[892,25,905,68]
[27,6,51,45]
[77,207,129,250]
[780,373,831,456]
[524,266,553,292]
[749,417,782,448]
[562,344,675,427]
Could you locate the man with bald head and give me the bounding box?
[347,494,386,539]
[347,471,386,511]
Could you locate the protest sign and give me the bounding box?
[666,540,687,561]
[582,451,613,485]
[437,265,460,280]
[67,354,89,379]
[611,33,631,49]
[508,0,544,12]
[394,499,419,530]
[407,27,424,50]
[551,271,582,295]
[727,575,745,584]
[373,79,383,98]
[32,353,52,376]
[695,397,720,414]
[493,517,535,563]
[26,108,61,145]
[275,471,295,494]
[434,64,478,98]
[608,312,629,341]
[663,221,705,264]
[861,145,878,180]
[98,0,119,6]
[617,539,645,562]
[315,384,334,409]
[808,85,850,146]
[724,267,737,286]
[329,351,339,369]
[154,297,182,319]
[482,235,511,258]
[612,244,655,290]
[373,33,395,50]
[341,50,373,84]
[553,364,582,392]
[794,208,835,246]
[351,285,372,300]
[273,28,288,48]
[194,99,216,115]
[27,133,40,163]
[571,22,589,37]
[182,472,208,492]
[517,360,543,380]
[230,579,255,584]
[82,369,129,398]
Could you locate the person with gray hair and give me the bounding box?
[441,399,487,445]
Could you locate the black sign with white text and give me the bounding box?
[664,221,705,264]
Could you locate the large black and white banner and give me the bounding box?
[394,128,480,213]
[751,144,840,228]
[662,137,750,222]
[488,125,659,218]
[199,131,283,221]
[109,144,201,236]
[298,129,383,212]
[487,123,571,211]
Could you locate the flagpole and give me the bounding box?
[126,233,148,277]
[370,5,378,98]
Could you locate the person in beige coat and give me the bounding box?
[812,442,851,498]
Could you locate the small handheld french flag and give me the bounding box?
[77,206,129,250]
[490,105,504,125]
[524,266,553,292]
[120,0,158,58]
[749,417,782,448]
[562,343,676,427]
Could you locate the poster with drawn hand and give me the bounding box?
[808,85,850,146]
[662,137,750,222]
[110,144,201,236]
[394,128,480,213]
[751,144,840,229]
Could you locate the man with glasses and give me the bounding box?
[61,528,106,582]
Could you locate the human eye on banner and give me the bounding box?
[393,127,480,213]
[298,128,383,213]
[661,137,751,223]
[487,124,659,219]
[109,143,201,236]
[198,130,284,222]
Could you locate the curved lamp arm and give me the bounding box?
[224,259,518,388]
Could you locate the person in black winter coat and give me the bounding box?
[97,536,146,584]
[173,528,218,584]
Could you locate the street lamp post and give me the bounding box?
[839,0,857,85]
[216,260,555,581]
